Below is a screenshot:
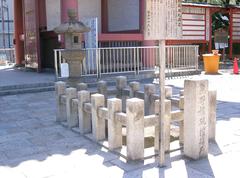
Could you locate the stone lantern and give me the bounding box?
[54,9,90,78]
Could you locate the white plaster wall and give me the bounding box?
[108,0,139,32]
[7,0,13,20]
[78,0,101,33]
[46,0,61,31]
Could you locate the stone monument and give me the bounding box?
[54,9,90,82]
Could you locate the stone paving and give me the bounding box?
[0,65,54,87]
[0,71,240,178]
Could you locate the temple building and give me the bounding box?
[13,0,240,71]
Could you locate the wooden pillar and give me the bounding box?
[139,0,145,33]
[38,0,47,31]
[208,9,212,53]
[13,0,24,65]
[101,0,108,33]
[229,9,233,59]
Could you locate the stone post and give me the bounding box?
[108,98,122,150]
[116,76,127,99]
[184,79,209,160]
[154,99,171,152]
[55,81,66,122]
[116,76,127,111]
[129,82,140,98]
[91,94,106,141]
[97,81,108,105]
[126,98,144,160]
[78,90,91,134]
[66,88,77,128]
[77,83,88,91]
[208,90,217,141]
[179,96,184,145]
[165,86,173,99]
[144,84,156,115]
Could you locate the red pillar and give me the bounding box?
[61,0,78,23]
[208,9,213,53]
[229,9,233,59]
[139,0,145,33]
[38,0,47,31]
[101,0,108,33]
[13,0,24,65]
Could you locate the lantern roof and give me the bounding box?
[54,9,90,34]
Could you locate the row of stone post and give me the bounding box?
[55,77,217,162]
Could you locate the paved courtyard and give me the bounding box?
[0,71,240,178]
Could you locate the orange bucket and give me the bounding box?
[202,54,220,74]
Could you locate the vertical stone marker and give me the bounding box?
[144,84,156,115]
[78,90,91,134]
[208,90,217,141]
[66,88,77,128]
[91,94,106,141]
[184,79,209,159]
[126,98,144,161]
[108,98,122,150]
[55,81,66,122]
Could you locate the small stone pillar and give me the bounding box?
[165,86,173,99]
[208,90,217,141]
[66,88,77,128]
[116,76,127,111]
[116,76,127,98]
[78,90,91,134]
[129,82,140,98]
[97,81,108,105]
[91,94,106,141]
[126,98,144,160]
[179,96,184,145]
[184,79,209,159]
[107,98,122,150]
[77,83,88,91]
[144,84,156,115]
[55,81,66,122]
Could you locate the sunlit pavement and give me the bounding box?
[0,70,239,178]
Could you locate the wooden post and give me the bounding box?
[229,8,233,59]
[159,40,166,166]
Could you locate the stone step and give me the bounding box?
[0,82,54,91]
[0,86,55,96]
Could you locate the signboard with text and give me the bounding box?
[83,18,98,72]
[144,0,182,40]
